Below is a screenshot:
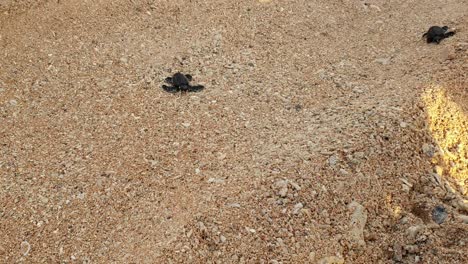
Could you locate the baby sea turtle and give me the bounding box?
[423,26,455,44]
[162,72,204,93]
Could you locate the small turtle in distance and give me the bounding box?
[423,26,455,44]
[162,72,204,93]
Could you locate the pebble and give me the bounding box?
[309,252,316,261]
[456,214,468,224]
[407,225,424,240]
[9,99,17,106]
[220,235,226,243]
[399,122,407,128]
[352,87,363,93]
[275,180,288,188]
[328,155,338,166]
[317,256,345,264]
[208,178,225,184]
[275,180,289,197]
[278,187,288,198]
[422,143,435,157]
[431,205,447,224]
[348,201,367,246]
[455,199,468,213]
[227,203,241,208]
[339,169,349,175]
[375,57,391,65]
[20,241,31,256]
[455,42,468,52]
[246,227,256,233]
[404,244,419,254]
[369,4,382,11]
[393,243,403,262]
[289,181,301,191]
[293,203,304,215]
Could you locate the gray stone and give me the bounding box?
[422,143,435,157]
[431,205,447,224]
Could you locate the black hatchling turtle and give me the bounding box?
[162,72,204,93]
[423,26,455,44]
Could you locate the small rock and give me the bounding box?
[393,243,403,262]
[348,201,367,246]
[354,152,365,159]
[456,214,468,224]
[328,155,338,166]
[208,178,224,184]
[227,203,241,208]
[9,99,17,106]
[275,180,288,188]
[455,199,468,213]
[416,234,428,243]
[220,235,226,243]
[246,227,256,233]
[352,87,363,93]
[275,180,289,197]
[316,69,329,80]
[318,256,345,264]
[289,181,301,191]
[293,203,304,215]
[375,57,391,65]
[422,143,435,157]
[455,42,468,51]
[400,122,408,128]
[407,225,425,240]
[218,153,227,160]
[20,241,31,256]
[309,252,316,261]
[369,4,382,11]
[278,187,288,198]
[431,205,447,224]
[404,244,419,254]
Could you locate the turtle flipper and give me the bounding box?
[187,85,204,92]
[162,85,179,93]
[444,31,455,38]
[165,77,173,84]
[185,74,193,81]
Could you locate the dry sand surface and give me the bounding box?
[1,0,468,263]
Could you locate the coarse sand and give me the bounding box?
[1,0,467,263]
